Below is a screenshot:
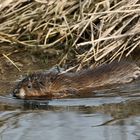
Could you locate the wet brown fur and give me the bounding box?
[13,61,140,100]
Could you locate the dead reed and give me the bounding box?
[0,0,140,69]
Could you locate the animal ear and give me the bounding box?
[38,80,45,86]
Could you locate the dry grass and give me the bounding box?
[0,0,140,69]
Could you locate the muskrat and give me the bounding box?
[13,61,140,100]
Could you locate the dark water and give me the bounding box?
[0,80,140,140]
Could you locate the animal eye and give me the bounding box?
[27,85,32,89]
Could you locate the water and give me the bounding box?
[0,80,140,140]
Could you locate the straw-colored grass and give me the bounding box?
[0,0,140,70]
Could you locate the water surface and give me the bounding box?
[0,80,140,140]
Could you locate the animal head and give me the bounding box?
[13,72,58,100]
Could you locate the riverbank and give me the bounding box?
[0,0,139,71]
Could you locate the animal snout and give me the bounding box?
[13,88,19,97]
[13,88,26,99]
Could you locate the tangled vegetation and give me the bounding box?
[0,0,140,70]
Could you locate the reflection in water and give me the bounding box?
[0,80,140,140]
[0,109,140,140]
